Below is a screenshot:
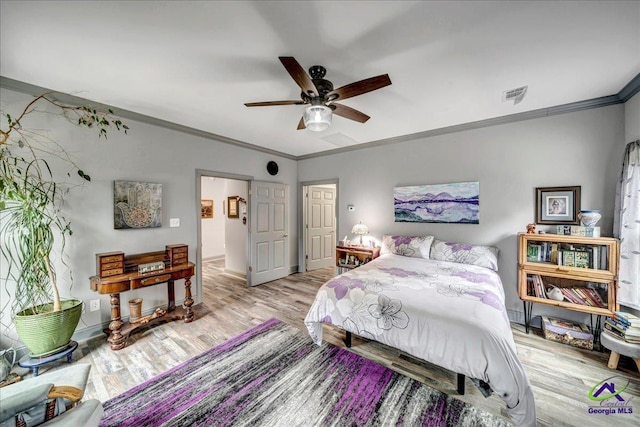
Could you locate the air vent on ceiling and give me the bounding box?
[502,85,528,105]
[321,132,359,148]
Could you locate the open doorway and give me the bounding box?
[197,171,251,298]
[300,180,338,272]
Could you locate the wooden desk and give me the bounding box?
[90,261,195,350]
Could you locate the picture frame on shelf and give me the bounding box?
[535,186,581,225]
[227,196,239,218]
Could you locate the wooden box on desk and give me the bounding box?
[96,251,125,278]
[166,244,188,266]
[542,315,593,350]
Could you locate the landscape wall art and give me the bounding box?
[394,182,479,224]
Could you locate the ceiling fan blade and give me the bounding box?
[245,100,305,107]
[297,117,306,130]
[331,103,370,123]
[327,74,391,101]
[279,56,318,97]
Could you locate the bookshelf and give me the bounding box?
[517,233,619,333]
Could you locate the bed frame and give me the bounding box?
[344,331,466,395]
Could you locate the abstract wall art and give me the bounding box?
[114,180,162,229]
[394,181,479,224]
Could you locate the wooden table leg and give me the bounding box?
[184,276,194,323]
[608,351,620,370]
[108,293,126,350]
[167,280,176,312]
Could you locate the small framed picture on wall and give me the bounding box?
[201,199,213,219]
[227,196,239,218]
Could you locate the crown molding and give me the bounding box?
[3,72,638,162]
[0,76,296,161]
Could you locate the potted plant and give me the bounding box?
[0,92,128,356]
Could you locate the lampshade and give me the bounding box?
[351,222,369,235]
[351,222,369,245]
[304,105,332,132]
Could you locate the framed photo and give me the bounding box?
[201,199,213,219]
[227,196,239,218]
[535,186,581,225]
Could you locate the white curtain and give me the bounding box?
[614,140,640,310]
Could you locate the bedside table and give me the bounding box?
[336,245,380,273]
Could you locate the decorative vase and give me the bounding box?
[546,286,565,301]
[578,210,601,227]
[14,299,83,357]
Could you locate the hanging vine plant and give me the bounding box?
[0,92,129,317]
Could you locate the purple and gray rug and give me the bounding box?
[100,318,510,426]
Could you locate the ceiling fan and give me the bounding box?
[245,57,392,132]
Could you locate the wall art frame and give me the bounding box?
[114,180,162,229]
[394,181,479,224]
[227,196,239,218]
[201,199,214,219]
[535,186,581,225]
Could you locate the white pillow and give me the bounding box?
[429,239,499,271]
[381,235,434,259]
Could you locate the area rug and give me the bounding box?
[100,318,509,427]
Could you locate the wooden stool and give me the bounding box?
[600,332,640,373]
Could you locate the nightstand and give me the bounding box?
[336,245,380,273]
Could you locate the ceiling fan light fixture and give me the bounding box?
[304,105,332,132]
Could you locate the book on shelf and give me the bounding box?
[555,225,601,237]
[525,234,610,270]
[528,275,547,298]
[553,246,607,270]
[553,286,606,307]
[526,242,558,263]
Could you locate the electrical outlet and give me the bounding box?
[90,299,100,312]
[170,218,180,227]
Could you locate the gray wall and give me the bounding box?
[625,92,639,142]
[0,88,298,346]
[298,101,629,324]
[1,85,636,349]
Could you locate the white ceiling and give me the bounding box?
[1,1,639,158]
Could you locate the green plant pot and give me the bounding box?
[14,299,83,357]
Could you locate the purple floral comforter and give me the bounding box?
[304,253,536,426]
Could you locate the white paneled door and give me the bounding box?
[249,181,289,286]
[306,186,336,271]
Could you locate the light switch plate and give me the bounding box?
[170,218,180,227]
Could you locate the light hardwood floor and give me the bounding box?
[38,260,640,426]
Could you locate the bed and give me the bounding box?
[304,236,536,426]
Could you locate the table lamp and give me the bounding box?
[351,222,369,246]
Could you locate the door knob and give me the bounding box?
[283,233,288,238]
